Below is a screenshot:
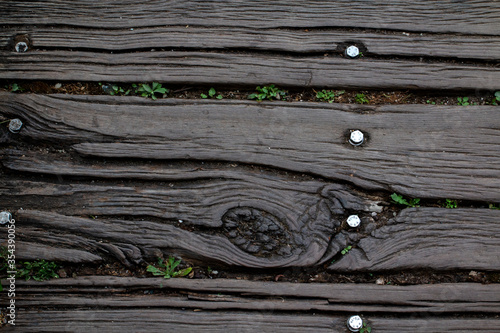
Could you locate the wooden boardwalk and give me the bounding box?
[1,0,500,331]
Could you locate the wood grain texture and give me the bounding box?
[2,205,499,271]
[1,50,497,90]
[2,309,345,333]
[4,309,499,333]
[1,92,499,201]
[0,164,378,267]
[15,276,500,314]
[1,0,498,35]
[329,208,500,272]
[6,278,500,331]
[2,27,500,60]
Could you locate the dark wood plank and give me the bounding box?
[2,205,499,271]
[1,50,497,90]
[2,93,499,201]
[369,318,500,333]
[2,27,499,60]
[329,208,500,272]
[15,276,500,314]
[1,0,498,35]
[0,163,379,267]
[2,309,345,333]
[4,309,499,333]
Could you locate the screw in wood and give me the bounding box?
[8,118,23,133]
[15,41,28,53]
[347,315,363,332]
[0,211,12,225]
[347,215,361,228]
[349,130,364,146]
[345,45,360,58]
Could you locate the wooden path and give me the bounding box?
[1,0,500,332]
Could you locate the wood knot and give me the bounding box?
[222,207,293,258]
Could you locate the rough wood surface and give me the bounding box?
[329,208,500,272]
[15,276,500,314]
[4,309,499,333]
[0,169,378,267]
[1,204,499,271]
[1,92,499,201]
[1,50,497,90]
[5,277,500,332]
[2,27,499,60]
[1,0,498,35]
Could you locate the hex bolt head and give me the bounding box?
[8,118,23,133]
[347,315,363,332]
[347,215,361,228]
[0,211,12,225]
[345,45,360,58]
[349,130,364,146]
[15,41,28,53]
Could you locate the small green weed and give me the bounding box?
[360,322,372,333]
[134,82,168,100]
[341,245,352,255]
[248,84,287,101]
[426,100,436,105]
[355,93,369,104]
[491,91,500,105]
[201,87,223,99]
[99,83,130,96]
[391,193,420,208]
[147,256,192,279]
[442,199,458,209]
[5,83,23,92]
[457,97,470,106]
[489,203,500,210]
[17,260,59,281]
[316,89,345,103]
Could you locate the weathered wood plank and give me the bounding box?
[1,0,498,35]
[2,309,346,333]
[0,165,378,267]
[329,208,500,272]
[15,276,500,314]
[1,51,497,90]
[4,309,499,333]
[2,27,499,60]
[1,93,499,201]
[2,205,499,270]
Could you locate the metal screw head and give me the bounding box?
[8,118,23,133]
[347,315,363,332]
[349,130,364,146]
[0,211,12,225]
[347,215,361,228]
[345,45,360,58]
[15,41,28,53]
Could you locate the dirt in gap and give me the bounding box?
[1,80,498,106]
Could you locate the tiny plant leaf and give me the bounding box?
[147,256,192,279]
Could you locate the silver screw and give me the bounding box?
[349,130,364,146]
[345,45,360,58]
[347,315,363,332]
[0,211,12,225]
[347,215,361,228]
[8,118,23,133]
[15,41,28,53]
